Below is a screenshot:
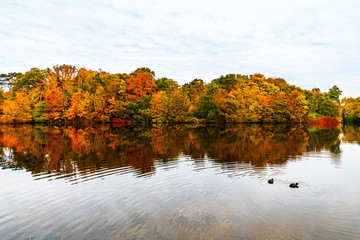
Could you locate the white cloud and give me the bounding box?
[0,0,360,97]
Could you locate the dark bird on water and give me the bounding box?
[268,178,274,184]
[289,183,299,188]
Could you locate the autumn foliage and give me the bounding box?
[313,116,340,129]
[0,124,345,178]
[126,72,157,100]
[342,97,360,123]
[0,65,344,124]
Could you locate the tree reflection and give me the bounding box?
[342,124,360,144]
[0,123,348,182]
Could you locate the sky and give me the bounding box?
[1,0,360,98]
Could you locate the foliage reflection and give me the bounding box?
[0,124,351,182]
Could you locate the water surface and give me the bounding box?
[0,124,360,239]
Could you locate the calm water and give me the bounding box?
[0,124,360,239]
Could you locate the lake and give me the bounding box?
[0,124,360,239]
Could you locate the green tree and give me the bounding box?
[155,77,179,93]
[122,96,152,123]
[33,101,47,122]
[12,68,45,91]
[319,98,340,117]
[327,85,342,104]
[130,67,155,78]
[212,74,238,91]
[0,72,22,88]
[194,94,218,122]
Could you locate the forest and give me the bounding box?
[0,64,358,124]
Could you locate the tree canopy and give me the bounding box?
[0,65,346,124]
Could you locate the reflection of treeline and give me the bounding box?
[194,125,341,166]
[204,125,310,166]
[0,65,342,124]
[341,124,360,144]
[0,125,346,178]
[0,125,202,176]
[0,126,157,176]
[307,128,341,154]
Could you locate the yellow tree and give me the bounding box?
[214,87,246,123]
[150,91,168,122]
[91,85,108,122]
[103,73,127,119]
[75,68,97,87]
[103,73,127,99]
[167,89,189,122]
[107,97,123,118]
[48,64,77,89]
[66,89,88,120]
[1,91,32,123]
[256,92,274,122]
[241,82,263,122]
[342,97,360,122]
[273,91,290,122]
[286,90,309,122]
[43,82,65,121]
[42,66,77,121]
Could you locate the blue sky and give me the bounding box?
[1,0,359,98]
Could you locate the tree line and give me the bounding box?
[0,64,355,124]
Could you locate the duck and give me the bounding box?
[268,178,274,184]
[289,183,299,188]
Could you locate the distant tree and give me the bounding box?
[327,85,342,104]
[48,64,77,87]
[122,96,152,123]
[1,91,32,123]
[250,73,266,84]
[194,94,218,122]
[125,72,157,101]
[273,91,290,122]
[33,101,47,122]
[267,78,288,88]
[155,77,179,93]
[319,98,340,118]
[0,72,22,88]
[286,91,309,122]
[43,83,65,121]
[12,68,44,91]
[130,67,155,78]
[212,74,239,91]
[66,88,88,120]
[213,88,245,123]
[342,97,360,122]
[150,91,168,122]
[167,89,189,122]
[311,88,321,93]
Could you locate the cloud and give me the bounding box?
[0,0,360,97]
